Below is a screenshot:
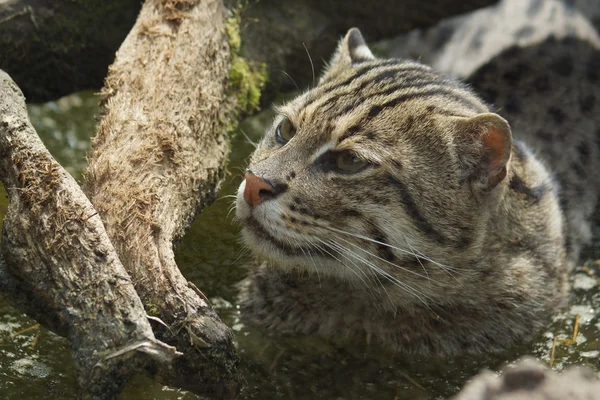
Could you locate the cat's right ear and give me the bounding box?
[319,28,375,83]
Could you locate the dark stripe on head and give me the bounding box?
[364,89,485,121]
[509,174,546,203]
[386,175,446,244]
[316,68,440,114]
[374,234,396,263]
[512,141,529,163]
[390,159,402,170]
[340,209,362,218]
[356,67,438,91]
[338,125,362,142]
[321,60,403,91]
[332,81,447,118]
[304,62,431,109]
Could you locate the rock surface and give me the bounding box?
[455,358,600,400]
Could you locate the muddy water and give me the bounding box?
[0,92,598,399]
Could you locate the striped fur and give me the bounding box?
[236,28,569,355]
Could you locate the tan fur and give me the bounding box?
[235,28,573,355]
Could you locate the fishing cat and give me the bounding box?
[235,28,597,355]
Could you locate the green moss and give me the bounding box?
[225,5,267,120]
[225,15,242,55]
[145,302,161,317]
[229,57,267,115]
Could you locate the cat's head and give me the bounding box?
[235,28,513,304]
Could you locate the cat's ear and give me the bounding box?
[455,113,513,192]
[320,28,375,83]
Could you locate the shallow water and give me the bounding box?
[0,92,599,399]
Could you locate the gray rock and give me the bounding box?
[455,358,600,400]
[380,0,599,79]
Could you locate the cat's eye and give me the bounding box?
[275,117,296,144]
[336,151,368,172]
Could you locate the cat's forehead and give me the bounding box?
[279,58,488,144]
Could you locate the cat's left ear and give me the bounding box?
[320,28,375,83]
[455,113,513,192]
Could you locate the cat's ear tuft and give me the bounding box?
[320,28,375,83]
[456,113,513,192]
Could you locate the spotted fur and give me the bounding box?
[235,28,572,355]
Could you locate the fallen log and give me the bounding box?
[1,0,246,396]
[0,69,179,399]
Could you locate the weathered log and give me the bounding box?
[83,0,241,398]
[0,69,179,399]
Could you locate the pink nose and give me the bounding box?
[243,172,277,207]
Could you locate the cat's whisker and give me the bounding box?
[325,239,433,311]
[408,246,470,278]
[315,238,379,293]
[318,239,378,288]
[312,240,379,299]
[300,246,321,284]
[217,194,238,201]
[323,225,468,278]
[231,245,251,265]
[306,247,322,284]
[278,70,300,92]
[332,233,440,283]
[333,234,455,289]
[303,42,316,88]
[226,202,239,222]
[239,129,258,148]
[324,239,395,308]
[323,225,427,259]
[402,236,430,280]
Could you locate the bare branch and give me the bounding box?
[84,0,242,397]
[0,69,178,399]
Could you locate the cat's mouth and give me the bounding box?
[243,215,336,260]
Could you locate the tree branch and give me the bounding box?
[84,0,242,397]
[0,69,179,399]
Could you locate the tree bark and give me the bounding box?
[0,70,179,399]
[1,0,244,397]
[83,0,241,398]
